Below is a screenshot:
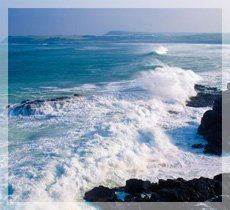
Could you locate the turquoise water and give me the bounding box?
[9,33,222,103]
[6,33,230,203]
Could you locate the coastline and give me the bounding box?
[84,173,227,202]
[83,84,225,203]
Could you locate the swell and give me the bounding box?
[143,46,168,57]
[7,65,200,117]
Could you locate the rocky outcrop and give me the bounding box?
[197,96,222,155]
[84,186,118,202]
[84,174,227,202]
[7,93,83,116]
[185,84,222,155]
[187,84,221,108]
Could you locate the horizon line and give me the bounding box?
[8,31,224,37]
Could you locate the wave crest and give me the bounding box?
[136,66,200,103]
[154,46,168,55]
[8,66,200,117]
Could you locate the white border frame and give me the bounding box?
[1,0,229,209]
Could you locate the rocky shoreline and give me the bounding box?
[84,84,225,203]
[84,173,227,202]
[186,84,221,108]
[186,84,222,156]
[197,96,222,155]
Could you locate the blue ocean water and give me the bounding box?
[5,32,230,203]
[9,33,222,103]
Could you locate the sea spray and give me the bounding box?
[7,38,226,203]
[8,66,225,202]
[136,65,201,103]
[154,46,168,55]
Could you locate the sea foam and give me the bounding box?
[154,46,168,55]
[7,65,227,204]
[136,65,200,103]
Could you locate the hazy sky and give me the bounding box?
[9,8,221,36]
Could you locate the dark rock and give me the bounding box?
[186,177,217,201]
[83,186,117,202]
[158,188,179,201]
[149,192,161,201]
[194,84,218,92]
[168,110,179,115]
[125,179,151,194]
[158,178,184,189]
[73,93,83,97]
[192,143,204,149]
[187,92,219,107]
[204,144,222,156]
[214,174,222,181]
[84,174,226,202]
[198,96,222,155]
[50,96,70,101]
[8,93,83,116]
[187,84,221,108]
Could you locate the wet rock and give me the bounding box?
[187,84,221,108]
[83,186,117,202]
[50,96,70,101]
[198,96,222,155]
[8,93,83,116]
[74,93,83,97]
[84,174,225,202]
[158,178,185,189]
[125,179,151,194]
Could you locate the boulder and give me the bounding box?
[198,96,222,155]
[84,174,226,202]
[125,179,151,194]
[83,186,117,202]
[187,84,221,108]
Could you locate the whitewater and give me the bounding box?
[6,65,230,203]
[2,34,230,209]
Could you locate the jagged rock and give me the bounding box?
[84,174,226,202]
[125,179,151,194]
[83,186,117,202]
[8,93,83,116]
[198,96,222,155]
[187,84,221,108]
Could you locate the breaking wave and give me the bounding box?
[154,46,168,55]
[8,65,200,117]
[7,64,227,204]
[136,66,200,102]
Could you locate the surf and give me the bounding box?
[154,46,168,55]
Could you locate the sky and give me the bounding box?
[9,8,221,36]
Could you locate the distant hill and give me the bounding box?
[104,31,152,36]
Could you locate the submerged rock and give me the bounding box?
[84,174,227,202]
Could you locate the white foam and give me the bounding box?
[154,46,168,55]
[136,65,200,103]
[8,66,226,204]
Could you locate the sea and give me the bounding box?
[1,32,230,206]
